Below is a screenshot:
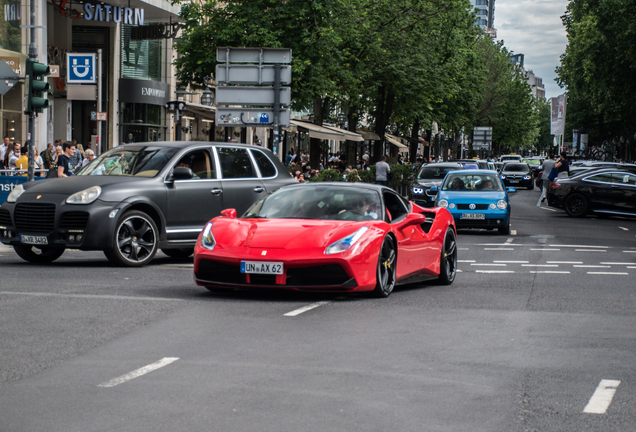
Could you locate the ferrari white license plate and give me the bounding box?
[461,213,485,220]
[241,261,284,275]
[20,235,48,245]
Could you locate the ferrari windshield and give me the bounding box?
[442,173,504,192]
[244,185,382,221]
[79,147,179,177]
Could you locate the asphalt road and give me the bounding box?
[1,186,635,432]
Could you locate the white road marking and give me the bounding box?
[529,271,571,274]
[628,266,636,269]
[97,357,179,388]
[587,272,629,275]
[284,301,330,317]
[458,260,476,263]
[547,261,583,264]
[573,265,611,268]
[494,260,529,263]
[475,270,515,274]
[550,245,608,249]
[0,292,181,302]
[484,248,515,251]
[583,380,621,414]
[600,262,634,266]
[522,264,559,267]
[458,247,470,251]
[471,263,507,266]
[623,250,636,253]
[530,248,561,251]
[539,207,558,212]
[576,249,607,252]
[505,238,515,244]
[619,227,629,231]
[511,230,517,235]
[456,269,463,272]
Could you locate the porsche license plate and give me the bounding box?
[241,261,284,275]
[461,213,485,220]
[21,235,48,245]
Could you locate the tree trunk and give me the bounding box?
[452,127,461,159]
[373,84,395,163]
[309,96,323,170]
[410,118,420,163]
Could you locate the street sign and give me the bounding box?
[473,126,492,151]
[0,60,19,96]
[67,53,96,84]
[91,111,107,121]
[217,47,292,64]
[216,64,292,85]
[216,109,290,127]
[215,86,291,106]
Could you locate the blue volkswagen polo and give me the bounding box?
[433,169,516,235]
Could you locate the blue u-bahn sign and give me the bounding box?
[67,53,96,84]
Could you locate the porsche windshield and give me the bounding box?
[78,147,179,177]
[442,173,504,192]
[244,186,382,221]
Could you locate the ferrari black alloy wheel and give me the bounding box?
[564,193,588,218]
[13,245,65,264]
[372,235,397,298]
[438,227,457,285]
[104,210,159,267]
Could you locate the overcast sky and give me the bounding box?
[495,0,569,99]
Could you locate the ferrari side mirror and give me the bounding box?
[220,208,237,218]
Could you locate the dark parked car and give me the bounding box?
[0,142,296,266]
[407,162,463,207]
[547,168,636,218]
[500,163,534,190]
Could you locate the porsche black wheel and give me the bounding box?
[104,210,158,267]
[564,193,588,218]
[437,227,457,285]
[161,248,194,259]
[372,236,397,298]
[13,245,65,264]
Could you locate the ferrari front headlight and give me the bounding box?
[201,222,216,251]
[66,186,102,204]
[325,227,368,255]
[6,184,24,203]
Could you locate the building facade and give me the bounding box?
[470,0,495,31]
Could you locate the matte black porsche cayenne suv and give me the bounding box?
[0,142,296,266]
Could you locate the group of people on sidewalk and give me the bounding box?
[0,137,95,177]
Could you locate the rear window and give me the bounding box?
[251,149,277,177]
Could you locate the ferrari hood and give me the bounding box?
[213,218,373,249]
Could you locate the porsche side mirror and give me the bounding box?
[220,208,237,218]
[172,167,194,180]
[507,187,517,193]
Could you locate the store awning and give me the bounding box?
[290,120,346,140]
[358,130,381,141]
[321,125,365,142]
[182,102,215,121]
[386,134,408,149]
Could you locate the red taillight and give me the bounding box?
[550,181,560,188]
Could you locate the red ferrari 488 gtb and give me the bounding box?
[193,182,457,297]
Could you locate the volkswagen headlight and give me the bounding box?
[497,200,508,210]
[6,184,24,203]
[490,203,496,209]
[201,222,216,251]
[438,199,448,208]
[325,227,368,255]
[66,186,102,204]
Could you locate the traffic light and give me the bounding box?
[24,58,50,115]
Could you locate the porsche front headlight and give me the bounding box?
[6,184,24,203]
[325,227,369,255]
[201,222,216,251]
[66,186,102,204]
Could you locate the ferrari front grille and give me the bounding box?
[14,203,55,233]
[286,265,350,286]
[196,260,245,284]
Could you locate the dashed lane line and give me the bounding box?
[475,270,515,274]
[522,264,559,267]
[530,248,561,251]
[483,248,515,251]
[529,271,571,274]
[583,380,621,414]
[458,260,476,263]
[539,207,558,212]
[619,227,629,231]
[0,292,181,302]
[573,265,611,268]
[284,301,330,317]
[547,261,583,264]
[576,249,607,252]
[623,251,636,253]
[549,245,609,249]
[470,263,507,266]
[587,272,629,275]
[494,261,529,264]
[97,357,179,388]
[600,262,635,266]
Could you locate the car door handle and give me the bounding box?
[253,186,264,193]
[210,188,222,195]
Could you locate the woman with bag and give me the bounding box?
[555,151,569,179]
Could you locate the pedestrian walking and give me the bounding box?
[375,155,391,186]
[537,154,556,206]
[555,151,569,179]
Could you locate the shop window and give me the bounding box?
[121,25,164,81]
